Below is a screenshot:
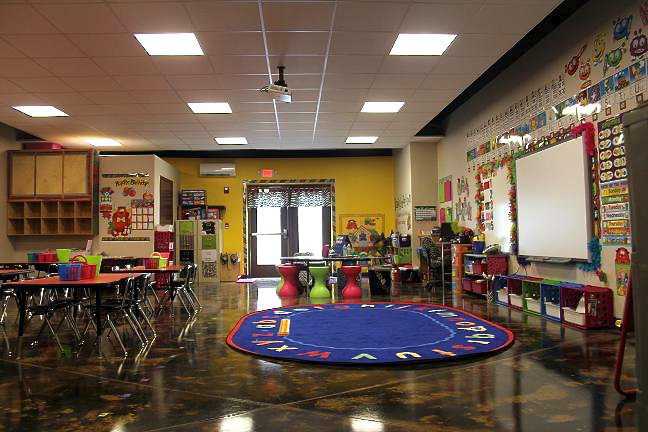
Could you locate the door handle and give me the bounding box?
[281,228,288,240]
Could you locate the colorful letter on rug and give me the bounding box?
[227,303,514,365]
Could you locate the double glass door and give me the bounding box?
[248,206,331,277]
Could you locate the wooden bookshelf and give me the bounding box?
[6,149,98,237]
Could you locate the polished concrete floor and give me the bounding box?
[0,281,637,432]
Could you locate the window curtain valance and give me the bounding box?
[246,185,331,208]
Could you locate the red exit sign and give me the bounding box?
[260,168,275,178]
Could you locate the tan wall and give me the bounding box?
[0,125,87,260]
[435,0,638,317]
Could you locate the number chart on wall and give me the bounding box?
[100,172,154,242]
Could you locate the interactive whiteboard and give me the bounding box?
[515,136,591,260]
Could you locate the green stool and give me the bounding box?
[309,266,330,299]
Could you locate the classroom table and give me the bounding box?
[102,264,183,274]
[0,269,32,280]
[4,273,142,356]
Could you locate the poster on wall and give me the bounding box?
[100,172,154,242]
[339,214,385,252]
[414,206,437,222]
[438,176,453,203]
[598,115,631,245]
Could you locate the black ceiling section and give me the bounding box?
[416,0,590,137]
[100,149,393,158]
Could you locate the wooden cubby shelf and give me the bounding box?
[6,199,96,236]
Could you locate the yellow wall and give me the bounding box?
[166,156,395,259]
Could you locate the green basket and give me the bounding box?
[56,248,72,263]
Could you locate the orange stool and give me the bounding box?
[341,265,362,299]
[277,264,299,297]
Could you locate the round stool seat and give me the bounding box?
[309,266,330,299]
[276,264,299,297]
[341,265,362,299]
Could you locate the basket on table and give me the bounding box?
[70,255,96,279]
[58,263,82,281]
[143,257,160,269]
[38,251,58,263]
[150,252,168,268]
[27,251,40,263]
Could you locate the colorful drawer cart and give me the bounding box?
[493,275,614,329]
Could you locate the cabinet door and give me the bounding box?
[63,152,89,195]
[35,153,63,195]
[10,153,35,197]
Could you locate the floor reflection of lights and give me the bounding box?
[219,415,253,432]
[350,418,385,432]
[256,286,283,311]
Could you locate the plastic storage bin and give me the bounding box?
[507,275,525,309]
[472,279,488,295]
[541,279,562,321]
[58,263,82,281]
[462,277,473,292]
[486,255,508,275]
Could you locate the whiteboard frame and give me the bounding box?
[514,136,592,261]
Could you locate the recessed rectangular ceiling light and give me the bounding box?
[134,33,204,56]
[215,137,247,145]
[346,136,378,144]
[12,105,68,117]
[361,102,405,113]
[390,33,457,56]
[188,102,232,114]
[87,138,121,147]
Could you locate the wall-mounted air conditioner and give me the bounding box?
[199,163,236,177]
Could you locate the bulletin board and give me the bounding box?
[339,214,385,252]
[100,172,154,242]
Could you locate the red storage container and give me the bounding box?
[487,255,508,275]
[472,279,488,295]
[462,278,473,292]
[472,260,487,275]
[38,251,57,263]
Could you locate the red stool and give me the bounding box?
[341,265,362,299]
[277,264,299,297]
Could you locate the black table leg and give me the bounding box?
[16,289,26,358]
[95,286,102,341]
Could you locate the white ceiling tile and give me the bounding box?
[419,73,475,90]
[316,112,356,122]
[67,34,147,57]
[10,77,73,92]
[320,88,367,102]
[36,58,106,77]
[269,56,324,74]
[290,89,320,102]
[432,56,495,75]
[267,32,329,55]
[81,91,136,104]
[231,102,275,113]
[0,4,59,34]
[399,3,476,34]
[220,74,269,90]
[63,76,120,91]
[211,55,267,74]
[324,74,375,89]
[319,101,363,113]
[275,101,317,113]
[465,4,551,34]
[409,89,458,102]
[176,89,230,102]
[0,38,25,58]
[129,90,181,104]
[263,2,333,31]
[365,88,415,100]
[94,57,158,76]
[355,112,396,123]
[198,32,264,56]
[153,57,214,75]
[4,35,86,58]
[327,55,383,74]
[371,74,425,89]
[379,56,439,74]
[445,34,521,58]
[0,78,25,93]
[185,2,260,31]
[35,3,126,33]
[335,2,408,32]
[278,113,315,123]
[167,75,225,91]
[109,2,194,33]
[0,93,45,105]
[114,75,171,90]
[32,92,93,105]
[0,58,52,78]
[330,32,397,55]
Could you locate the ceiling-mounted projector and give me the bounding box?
[260,65,292,103]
